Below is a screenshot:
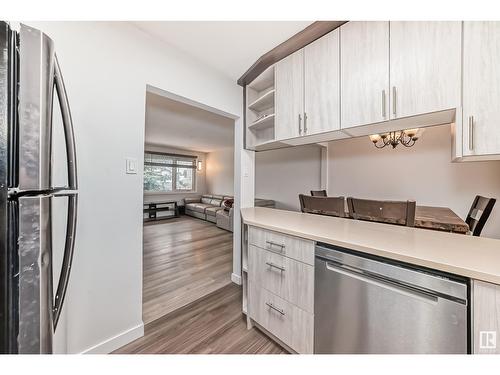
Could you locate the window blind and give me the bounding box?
[144,152,197,169]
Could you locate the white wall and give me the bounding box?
[143,144,207,204]
[206,147,234,196]
[327,124,500,239]
[26,21,242,354]
[255,145,322,211]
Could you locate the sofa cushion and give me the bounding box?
[201,196,212,204]
[185,202,199,211]
[206,206,224,216]
[210,198,223,206]
[184,196,201,205]
[191,203,213,213]
[212,194,224,200]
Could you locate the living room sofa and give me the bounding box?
[184,194,274,232]
[184,194,228,222]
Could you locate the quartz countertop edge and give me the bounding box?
[241,207,500,285]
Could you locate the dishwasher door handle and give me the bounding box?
[325,261,439,304]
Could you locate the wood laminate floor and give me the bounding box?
[142,216,233,324]
[115,283,286,354]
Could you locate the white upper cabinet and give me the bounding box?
[341,21,390,129]
[304,29,340,135]
[462,22,500,157]
[275,49,304,141]
[389,21,461,119]
[249,21,500,156]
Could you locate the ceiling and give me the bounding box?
[132,21,312,81]
[145,91,234,153]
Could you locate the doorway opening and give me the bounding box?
[141,86,237,325]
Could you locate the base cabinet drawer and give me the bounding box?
[248,281,313,354]
[249,245,313,313]
[248,226,314,265]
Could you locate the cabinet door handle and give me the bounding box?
[265,262,285,272]
[298,113,302,135]
[265,302,285,316]
[468,116,474,151]
[382,90,386,118]
[392,86,397,116]
[303,112,308,134]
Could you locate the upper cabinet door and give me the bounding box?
[463,22,500,157]
[275,49,304,141]
[304,29,340,135]
[389,21,461,119]
[341,21,390,129]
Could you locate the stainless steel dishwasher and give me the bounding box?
[314,243,470,354]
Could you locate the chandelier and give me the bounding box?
[369,128,422,149]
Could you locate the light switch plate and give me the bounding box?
[126,158,138,174]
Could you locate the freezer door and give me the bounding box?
[17,196,53,354]
[18,24,77,192]
[17,193,77,354]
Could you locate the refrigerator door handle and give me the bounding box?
[53,54,78,191]
[52,192,78,329]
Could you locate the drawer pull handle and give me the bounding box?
[266,240,285,252]
[265,302,285,316]
[265,262,285,272]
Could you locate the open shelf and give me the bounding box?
[248,114,275,131]
[248,66,275,92]
[248,89,275,112]
[246,65,276,150]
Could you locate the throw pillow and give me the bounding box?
[223,198,234,211]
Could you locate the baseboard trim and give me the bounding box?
[231,273,242,285]
[80,322,144,354]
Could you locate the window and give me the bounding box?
[144,152,197,193]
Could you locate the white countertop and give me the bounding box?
[241,207,500,284]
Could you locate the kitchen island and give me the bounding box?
[241,207,500,354]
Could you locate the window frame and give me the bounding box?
[143,151,198,194]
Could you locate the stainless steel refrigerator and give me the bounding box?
[0,22,78,354]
